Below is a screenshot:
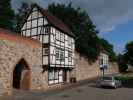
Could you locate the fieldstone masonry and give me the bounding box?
[0,30,119,96]
[0,31,73,95]
[0,40,119,95]
[74,51,119,81]
[0,39,43,95]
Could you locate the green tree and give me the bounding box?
[0,0,15,30]
[15,2,30,33]
[118,54,128,72]
[125,41,133,66]
[14,2,116,62]
[48,3,117,62]
[48,3,100,62]
[99,38,117,61]
[118,41,133,72]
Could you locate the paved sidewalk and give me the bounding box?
[1,77,133,100]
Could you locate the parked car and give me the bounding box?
[96,76,122,88]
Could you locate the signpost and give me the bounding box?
[100,65,108,77]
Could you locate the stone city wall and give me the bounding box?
[0,39,43,95]
[74,51,119,81]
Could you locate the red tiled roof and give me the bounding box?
[0,28,41,48]
[36,5,75,37]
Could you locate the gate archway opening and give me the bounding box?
[13,58,31,90]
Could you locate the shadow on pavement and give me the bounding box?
[122,84,133,88]
[88,84,119,89]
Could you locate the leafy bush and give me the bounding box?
[115,76,133,86]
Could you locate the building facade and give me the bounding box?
[99,52,109,69]
[74,51,119,81]
[0,5,119,96]
[21,5,75,85]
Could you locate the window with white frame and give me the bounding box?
[45,27,50,34]
[51,27,55,34]
[68,37,72,46]
[60,50,65,62]
[56,30,60,40]
[68,52,72,62]
[55,70,58,79]
[48,69,64,84]
[99,53,109,68]
[49,70,54,80]
[60,33,64,42]
[56,48,60,60]
[43,48,49,55]
[56,48,65,61]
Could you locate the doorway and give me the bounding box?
[63,70,67,82]
[13,58,31,90]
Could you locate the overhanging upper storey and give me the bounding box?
[21,4,75,68]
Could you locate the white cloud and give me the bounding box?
[115,44,125,54]
[11,0,133,33]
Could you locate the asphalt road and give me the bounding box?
[1,83,133,100]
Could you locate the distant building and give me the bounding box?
[99,52,109,70]
[74,50,118,81]
[127,64,133,72]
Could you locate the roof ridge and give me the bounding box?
[34,4,75,37]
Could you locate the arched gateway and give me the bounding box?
[13,58,31,90]
[0,28,42,95]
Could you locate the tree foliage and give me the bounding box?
[15,2,30,33]
[118,54,128,72]
[48,3,116,62]
[48,3,100,61]
[14,2,116,62]
[99,38,117,61]
[0,0,15,30]
[118,41,133,72]
[125,41,133,66]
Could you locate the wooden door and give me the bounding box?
[21,70,31,90]
[63,70,67,82]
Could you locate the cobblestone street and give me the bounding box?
[1,82,133,100]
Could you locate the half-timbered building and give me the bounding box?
[21,4,75,85]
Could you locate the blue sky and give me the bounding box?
[11,0,133,54]
[100,21,133,54]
